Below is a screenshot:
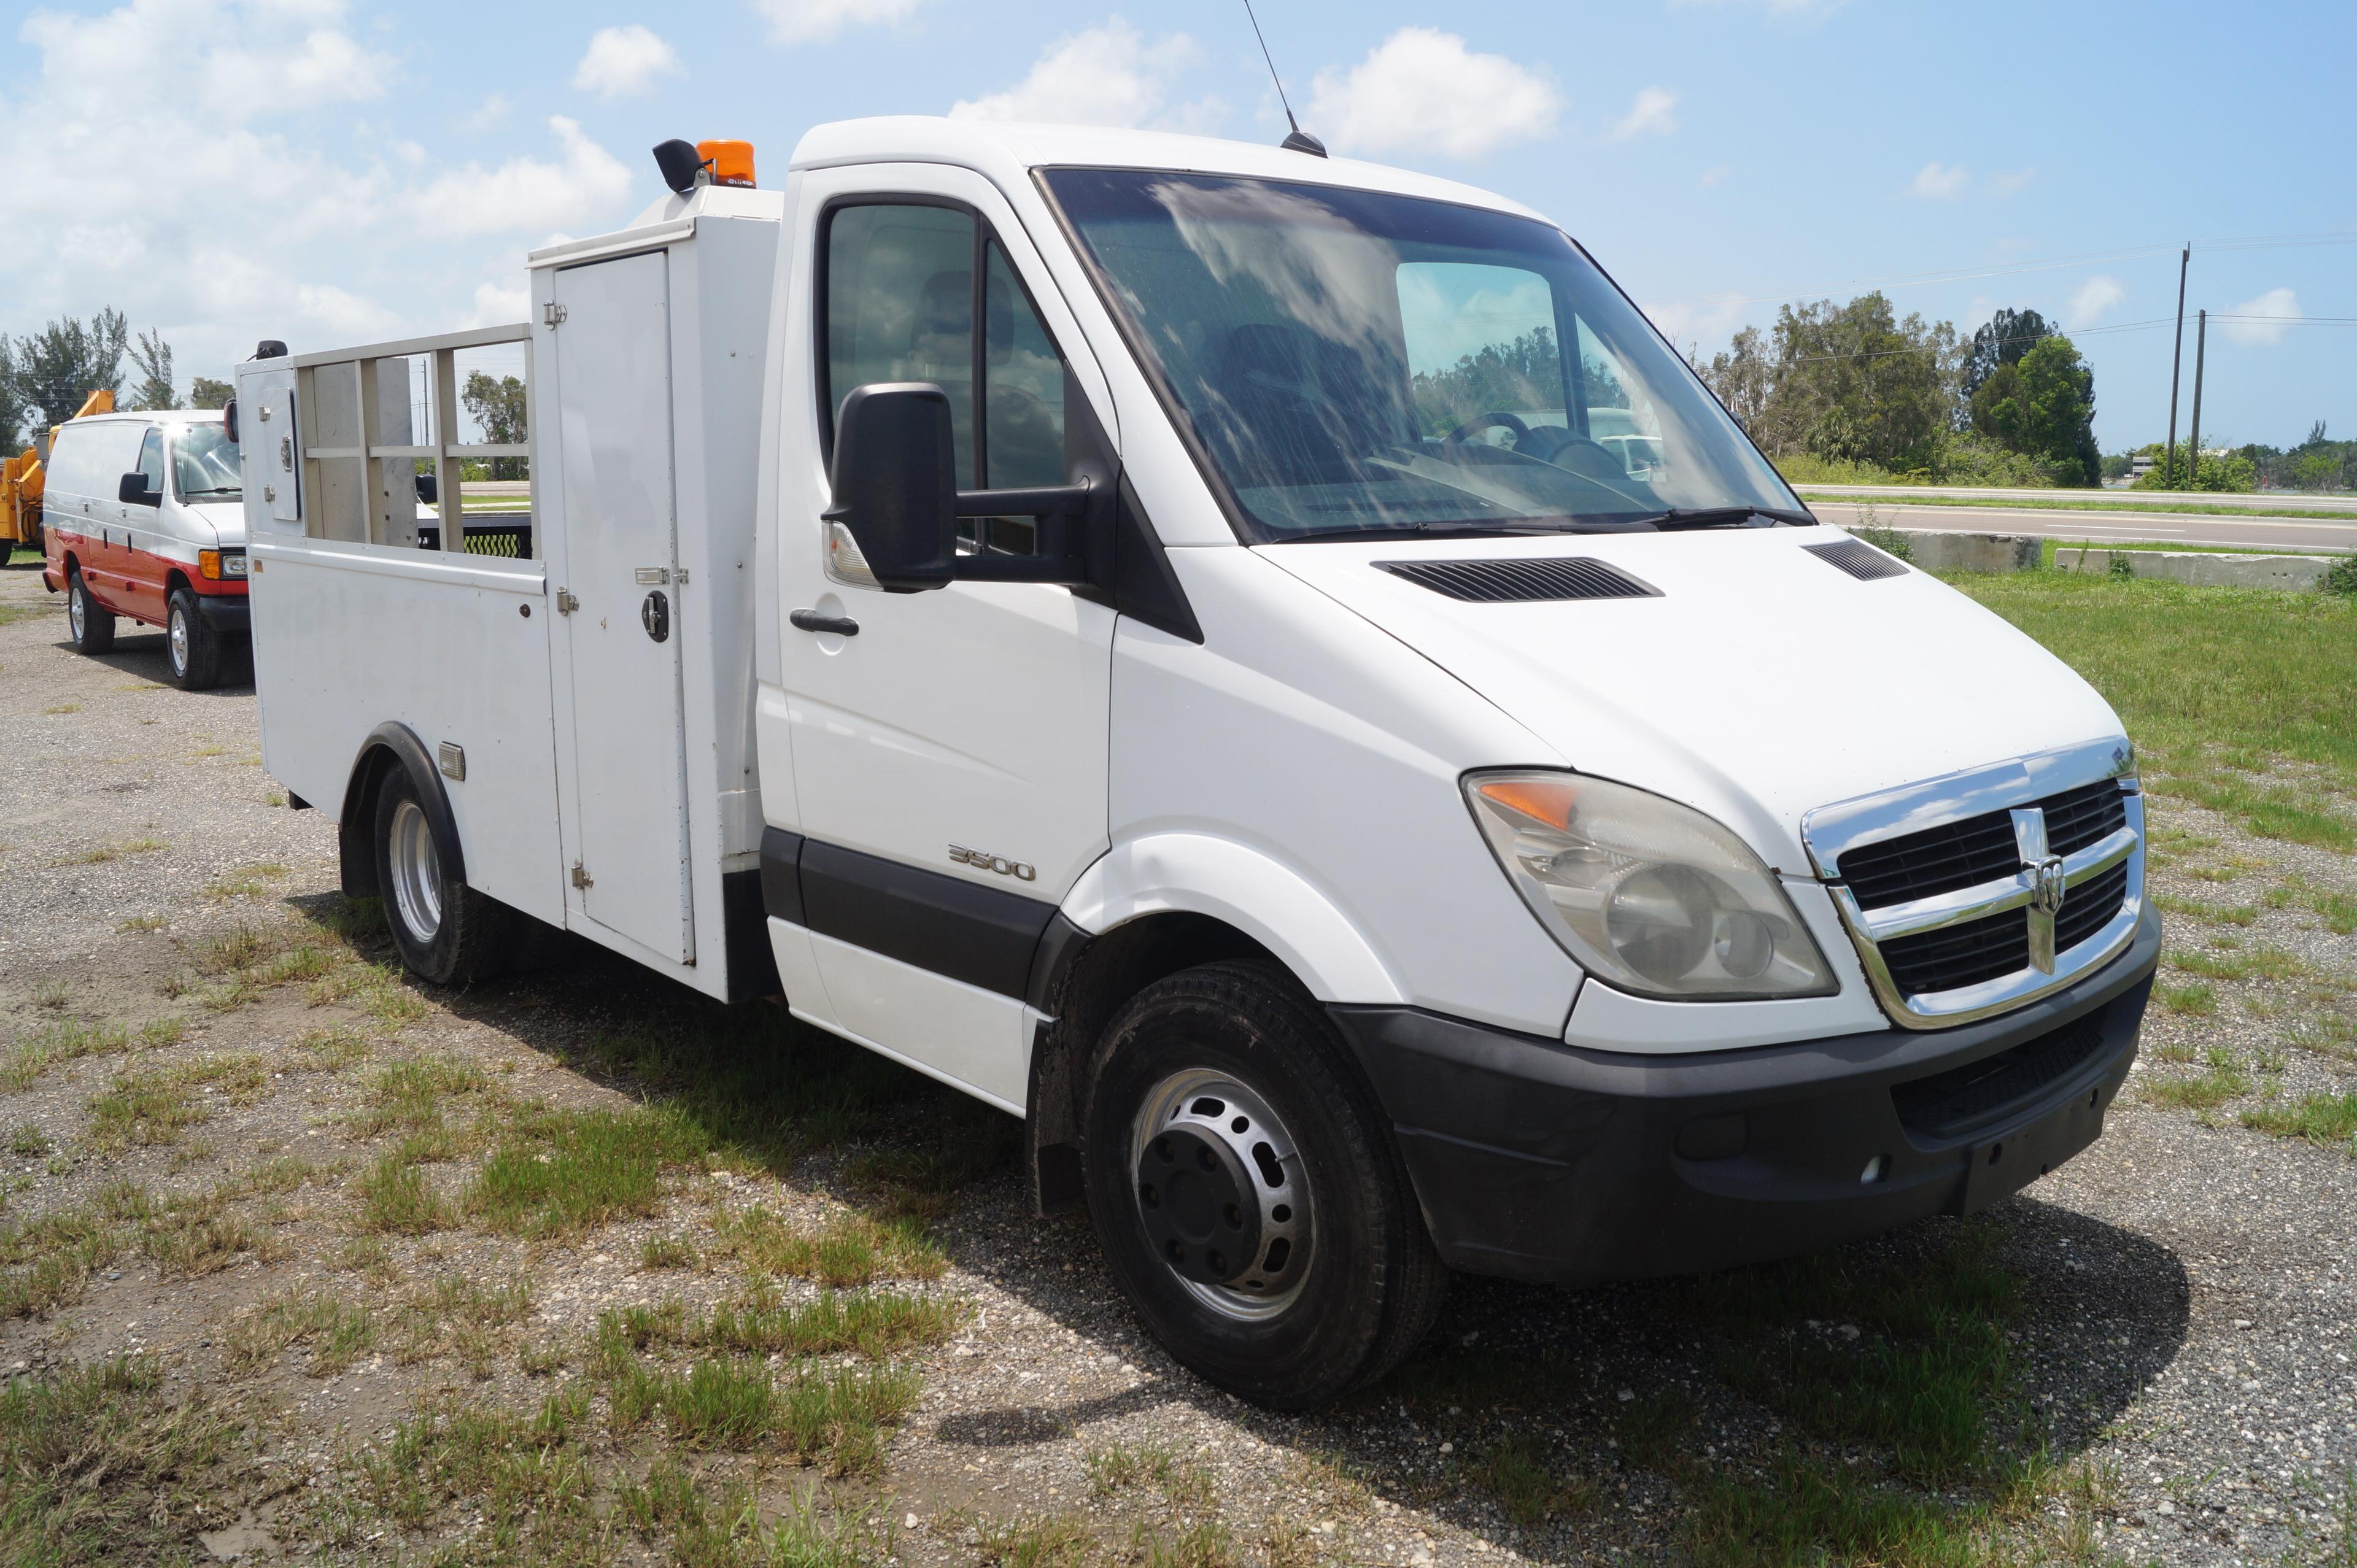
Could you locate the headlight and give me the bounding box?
[1465,771,1836,1000]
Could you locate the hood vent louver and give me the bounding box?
[1376,557,1662,603]
[1805,538,1910,581]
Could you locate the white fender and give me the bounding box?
[1061,833,1406,1005]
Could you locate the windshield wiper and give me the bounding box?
[1635,505,1814,531]
[1275,520,1573,543]
[181,487,241,497]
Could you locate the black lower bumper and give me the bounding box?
[194,595,250,635]
[1329,902,2161,1284]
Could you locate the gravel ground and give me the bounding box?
[1,549,2353,1567]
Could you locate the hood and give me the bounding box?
[1260,528,2127,875]
[187,501,244,544]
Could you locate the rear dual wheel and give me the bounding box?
[1082,961,1444,1409]
[372,769,514,986]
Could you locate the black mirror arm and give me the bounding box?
[952,480,1093,520]
[947,476,1113,587]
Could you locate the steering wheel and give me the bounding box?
[1442,411,1530,448]
[1515,424,1631,482]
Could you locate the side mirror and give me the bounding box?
[222,398,238,444]
[414,473,438,504]
[119,471,161,507]
[824,383,958,592]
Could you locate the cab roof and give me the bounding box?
[786,117,1550,225]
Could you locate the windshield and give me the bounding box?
[170,423,241,501]
[1041,169,1803,540]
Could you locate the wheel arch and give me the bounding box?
[339,722,466,899]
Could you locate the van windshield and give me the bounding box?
[1041,169,1805,541]
[171,424,241,501]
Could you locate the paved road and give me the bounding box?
[1797,482,2357,514]
[1808,500,2357,554]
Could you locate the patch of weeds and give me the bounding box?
[2267,878,2357,937]
[2169,944,2309,984]
[226,1289,377,1374]
[392,1274,533,1367]
[204,863,290,901]
[1085,1441,1215,1508]
[617,1462,880,1567]
[976,1510,1095,1568]
[2152,892,2259,927]
[217,1155,324,1200]
[1463,1435,1598,1528]
[1136,1518,1239,1568]
[0,1188,140,1317]
[0,1358,235,1562]
[357,1388,600,1545]
[349,1054,491,1141]
[116,913,166,933]
[462,1101,709,1237]
[641,1233,697,1270]
[593,1288,959,1366]
[518,1339,567,1377]
[332,1235,392,1280]
[0,1019,137,1092]
[2242,1092,2357,1153]
[86,1053,266,1152]
[295,1026,371,1070]
[2159,981,2218,1016]
[200,927,271,974]
[362,977,429,1028]
[604,1350,919,1470]
[6,1125,50,1158]
[845,1105,1022,1221]
[714,1205,945,1286]
[55,835,165,865]
[134,1191,259,1277]
[137,1016,186,1048]
[2145,1049,2253,1112]
[352,1149,454,1235]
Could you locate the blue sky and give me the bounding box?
[6,0,2349,451]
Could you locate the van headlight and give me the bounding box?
[1465,771,1836,1000]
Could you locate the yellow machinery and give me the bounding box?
[2,389,114,558]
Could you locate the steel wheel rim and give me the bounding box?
[388,798,443,944]
[168,603,188,674]
[1129,1067,1313,1322]
[68,579,85,641]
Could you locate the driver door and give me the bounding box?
[773,164,1118,1111]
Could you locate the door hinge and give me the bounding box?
[544,301,568,326]
[555,589,579,614]
[675,568,690,586]
[570,862,593,890]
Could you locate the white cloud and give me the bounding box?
[1668,0,1851,16]
[573,25,681,99]
[949,20,1210,128]
[2067,275,2125,328]
[466,281,533,330]
[752,0,923,45]
[462,94,511,133]
[1986,167,2035,197]
[406,117,635,239]
[1644,292,1749,350]
[1609,86,1679,141]
[2223,287,2301,346]
[1306,28,1559,160]
[1907,161,1969,199]
[295,283,402,339]
[20,0,387,125]
[1699,164,1731,188]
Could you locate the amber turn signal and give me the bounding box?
[199,549,223,581]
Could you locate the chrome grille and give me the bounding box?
[1800,741,2144,1030]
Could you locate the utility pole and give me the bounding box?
[2164,243,2189,488]
[2186,308,2208,488]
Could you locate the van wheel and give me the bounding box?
[372,768,514,986]
[1081,961,1444,1409]
[67,566,115,654]
[166,587,223,690]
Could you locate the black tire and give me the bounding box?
[371,768,514,986]
[67,565,115,654]
[166,585,223,690]
[1081,960,1446,1408]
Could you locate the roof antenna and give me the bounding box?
[1243,1,1326,157]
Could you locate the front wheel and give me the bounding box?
[372,769,514,986]
[166,587,223,690]
[68,566,115,654]
[1081,961,1445,1408]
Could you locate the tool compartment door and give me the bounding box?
[549,250,696,963]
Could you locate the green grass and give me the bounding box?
[1460,1436,1597,1527]
[2152,893,2259,927]
[1953,575,2357,849]
[594,1287,959,1364]
[85,1054,265,1152]
[2168,945,2311,984]
[462,1102,708,1237]
[2242,1092,2357,1152]
[2266,879,2357,936]
[1804,487,2357,523]
[714,1206,946,1286]
[1084,1442,1216,1508]
[0,1018,157,1092]
[0,1358,236,1564]
[0,1188,145,1318]
[2158,981,2217,1016]
[606,1354,918,1469]
[2143,1048,2253,1111]
[352,1149,454,1235]
[356,1389,602,1550]
[227,1290,377,1373]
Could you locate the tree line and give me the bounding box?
[0,310,233,454]
[1,309,530,480]
[1691,296,2102,487]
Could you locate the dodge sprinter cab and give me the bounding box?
[43,409,249,688]
[238,119,2158,1408]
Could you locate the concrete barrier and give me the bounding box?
[1857,527,2346,589]
[2046,547,2339,591]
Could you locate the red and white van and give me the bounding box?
[42,410,249,689]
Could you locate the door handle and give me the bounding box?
[789,609,859,637]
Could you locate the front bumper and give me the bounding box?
[193,593,250,635]
[1329,901,2160,1284]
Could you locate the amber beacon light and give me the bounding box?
[652,138,756,194]
[700,140,756,187]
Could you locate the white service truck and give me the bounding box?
[236,119,2158,1408]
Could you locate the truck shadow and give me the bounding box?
[381,927,2189,1559]
[50,632,255,693]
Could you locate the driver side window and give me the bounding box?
[1399,263,1565,441]
[136,427,166,498]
